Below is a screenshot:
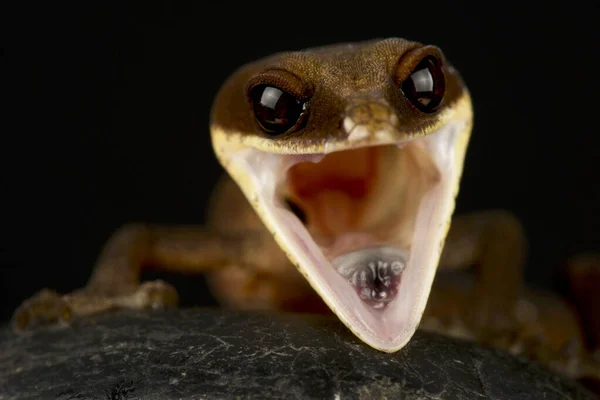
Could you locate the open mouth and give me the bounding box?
[284,143,439,308]
[224,120,465,351]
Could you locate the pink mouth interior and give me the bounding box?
[280,145,424,309]
[224,119,462,351]
[285,146,377,240]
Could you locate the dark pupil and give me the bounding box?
[401,56,445,112]
[251,85,304,135]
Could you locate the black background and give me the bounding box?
[3,3,598,323]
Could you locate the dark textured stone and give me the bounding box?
[0,309,596,399]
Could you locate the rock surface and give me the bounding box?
[0,309,596,399]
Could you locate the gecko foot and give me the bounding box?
[12,280,180,332]
[120,280,180,310]
[12,288,73,331]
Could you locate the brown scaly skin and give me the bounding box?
[12,39,599,388]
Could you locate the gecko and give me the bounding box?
[12,38,599,386]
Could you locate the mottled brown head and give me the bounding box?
[210,38,466,153]
[209,38,473,353]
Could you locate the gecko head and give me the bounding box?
[209,38,473,352]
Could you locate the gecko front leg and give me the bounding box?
[426,212,600,386]
[12,222,272,331]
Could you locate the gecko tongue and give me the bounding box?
[333,247,408,309]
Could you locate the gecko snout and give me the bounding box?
[341,99,405,144]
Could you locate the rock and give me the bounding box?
[0,309,596,399]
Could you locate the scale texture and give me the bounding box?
[0,309,595,399]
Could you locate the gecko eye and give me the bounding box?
[401,56,445,113]
[250,84,307,136]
